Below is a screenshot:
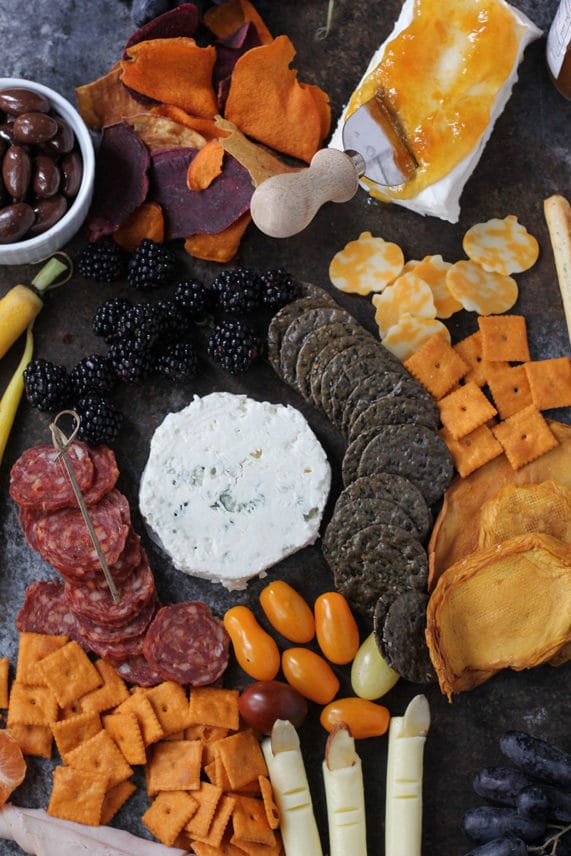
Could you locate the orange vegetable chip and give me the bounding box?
[372,272,436,338]
[51,711,102,761]
[184,212,251,263]
[0,658,9,708]
[438,382,497,439]
[113,201,165,251]
[121,38,218,118]
[329,232,404,296]
[48,765,108,826]
[478,481,571,548]
[478,315,531,362]
[446,260,519,315]
[382,314,451,362]
[37,641,102,709]
[492,405,559,470]
[146,740,202,795]
[203,0,273,45]
[75,62,144,130]
[188,688,240,732]
[487,363,533,420]
[65,729,133,788]
[7,683,58,727]
[187,140,225,191]
[143,791,198,847]
[225,35,330,163]
[463,215,539,275]
[454,331,508,388]
[405,333,470,400]
[525,357,571,410]
[151,105,226,141]
[414,255,462,319]
[127,112,206,152]
[100,779,137,825]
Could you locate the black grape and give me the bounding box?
[542,783,571,822]
[500,731,571,788]
[463,806,546,843]
[516,785,549,819]
[473,767,532,806]
[464,837,528,856]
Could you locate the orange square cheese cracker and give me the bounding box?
[16,633,69,687]
[192,839,245,856]
[215,730,267,791]
[258,776,280,830]
[48,765,108,826]
[188,687,240,731]
[0,657,8,708]
[115,691,164,745]
[191,793,237,848]
[7,682,58,727]
[142,791,198,848]
[146,740,203,795]
[438,381,498,439]
[453,331,508,388]
[103,711,146,766]
[144,681,192,735]
[487,363,533,420]
[37,641,102,708]
[51,711,102,761]
[478,315,531,362]
[80,659,129,714]
[404,332,470,400]
[229,838,282,855]
[232,795,277,847]
[99,779,137,825]
[446,260,518,315]
[525,358,571,410]
[186,725,230,749]
[121,39,218,118]
[440,425,503,478]
[65,728,134,788]
[9,723,53,758]
[185,781,224,839]
[492,405,559,470]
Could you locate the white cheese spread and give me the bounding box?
[139,392,331,590]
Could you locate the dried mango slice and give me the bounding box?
[371,272,436,337]
[446,260,518,315]
[478,481,571,548]
[121,38,218,118]
[463,215,539,275]
[426,532,571,699]
[414,255,462,319]
[382,314,450,362]
[329,232,404,296]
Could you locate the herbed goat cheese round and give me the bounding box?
[139,392,331,589]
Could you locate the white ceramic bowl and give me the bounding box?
[0,77,95,265]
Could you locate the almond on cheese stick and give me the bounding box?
[322,722,367,856]
[385,694,431,856]
[544,194,571,344]
[261,719,323,856]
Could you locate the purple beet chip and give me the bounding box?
[214,22,261,113]
[149,146,254,239]
[124,3,199,54]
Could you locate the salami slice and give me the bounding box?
[143,602,230,686]
[16,579,80,640]
[9,443,94,510]
[56,527,142,585]
[109,654,164,687]
[64,550,156,626]
[28,489,130,574]
[80,628,147,661]
[82,446,120,506]
[73,594,158,644]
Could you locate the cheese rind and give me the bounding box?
[139,393,331,590]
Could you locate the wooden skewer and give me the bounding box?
[544,194,571,345]
[50,411,120,604]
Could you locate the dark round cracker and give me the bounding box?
[320,343,386,426]
[335,473,431,542]
[381,590,436,684]
[348,393,440,444]
[267,293,334,375]
[279,306,353,388]
[308,335,364,408]
[342,427,380,486]
[357,424,454,506]
[343,371,437,439]
[323,495,419,561]
[296,320,363,400]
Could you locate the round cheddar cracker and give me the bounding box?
[329,231,404,295]
[445,260,519,315]
[463,215,539,275]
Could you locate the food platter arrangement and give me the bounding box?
[0,0,570,854]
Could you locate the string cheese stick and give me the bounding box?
[262,719,323,856]
[544,194,571,345]
[322,723,367,856]
[385,694,431,856]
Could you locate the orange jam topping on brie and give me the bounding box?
[346,0,526,200]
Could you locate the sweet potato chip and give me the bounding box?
[121,38,218,118]
[382,314,451,362]
[113,201,165,250]
[187,140,225,190]
[414,255,461,319]
[0,658,8,708]
[426,533,571,698]
[478,315,530,362]
[463,215,539,275]
[404,333,469,400]
[492,405,559,470]
[440,424,503,480]
[478,481,571,548]
[446,260,519,315]
[525,357,571,410]
[75,63,144,130]
[438,382,497,439]
[329,232,404,296]
[225,35,330,163]
[215,117,296,187]
[127,112,206,152]
[372,272,436,338]
[203,0,273,45]
[152,106,227,141]
[124,3,199,52]
[48,765,108,826]
[214,22,261,112]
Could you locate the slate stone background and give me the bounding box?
[0,1,570,854]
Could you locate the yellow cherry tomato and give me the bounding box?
[314,592,360,665]
[223,605,280,681]
[282,647,340,705]
[320,697,390,739]
[259,580,315,643]
[351,632,400,700]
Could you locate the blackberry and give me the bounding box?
[115,302,163,351]
[92,297,133,343]
[70,355,116,398]
[75,395,124,446]
[156,297,188,338]
[128,239,176,289]
[77,239,128,283]
[174,278,212,318]
[23,359,71,412]
[208,319,260,375]
[108,340,155,384]
[211,268,262,314]
[259,268,300,308]
[156,342,199,380]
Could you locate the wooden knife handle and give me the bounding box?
[250,148,362,239]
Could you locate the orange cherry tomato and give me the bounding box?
[282,647,340,705]
[320,697,390,739]
[223,605,280,681]
[314,592,360,665]
[259,580,315,643]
